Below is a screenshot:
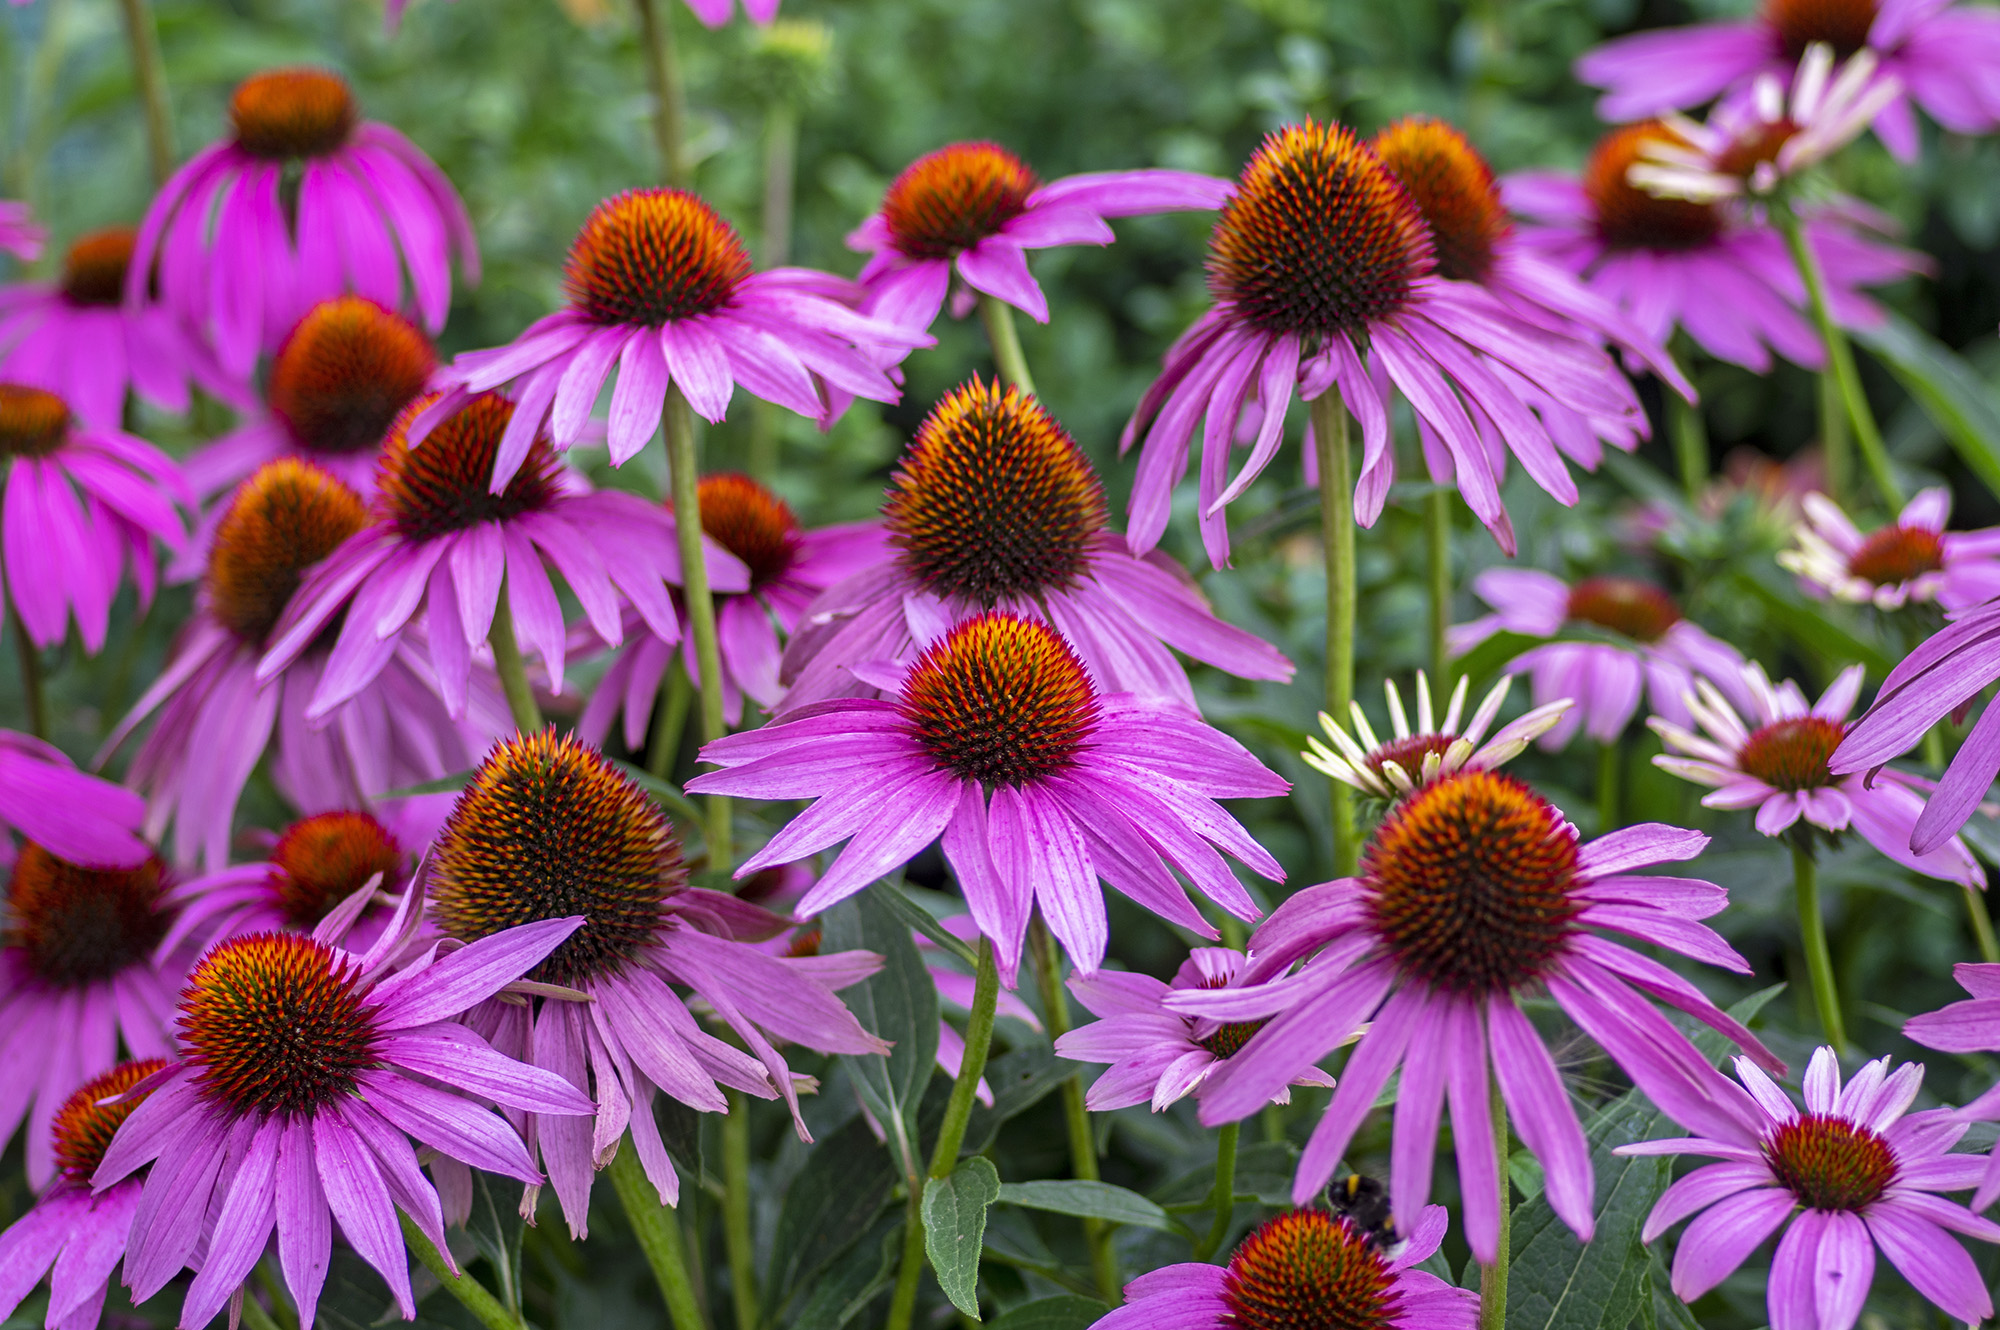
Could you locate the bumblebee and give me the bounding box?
[1329,1173,1400,1251]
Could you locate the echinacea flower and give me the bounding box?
[1621,1047,1999,1330]
[0,382,189,652]
[93,909,597,1329]
[132,67,477,378]
[847,141,1231,332]
[1905,962,2000,1205]
[427,188,929,488]
[1652,662,1984,886]
[1447,568,1748,747]
[1090,1205,1477,1330]
[1173,769,1777,1261]
[0,731,150,868]
[0,1060,166,1330]
[1577,0,2000,161]
[692,611,1289,982]
[428,731,887,1233]
[780,377,1293,712]
[1122,120,1644,564]
[1304,672,1571,802]
[1779,486,2000,611]
[0,202,41,262]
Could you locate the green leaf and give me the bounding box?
[822,887,941,1183]
[765,1115,898,1315]
[1646,1246,1702,1330]
[1855,312,2000,503]
[925,1156,1002,1318]
[789,1215,904,1330]
[1729,571,1892,675]
[460,1171,526,1320]
[871,876,980,967]
[995,1180,1188,1236]
[985,1296,1112,1330]
[1453,630,1544,694]
[963,1045,1070,1154]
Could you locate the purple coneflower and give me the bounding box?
[0,202,40,262]
[1779,486,2000,611]
[1304,672,1571,802]
[429,731,886,1233]
[1173,769,1777,1260]
[780,377,1293,713]
[692,611,1288,982]
[1905,962,2000,1205]
[1621,1047,1998,1330]
[0,731,150,868]
[0,382,188,652]
[1090,1205,1477,1330]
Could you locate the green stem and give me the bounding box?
[399,1213,528,1330]
[238,1290,285,1330]
[1312,393,1358,878]
[607,1143,709,1330]
[1479,1075,1510,1330]
[1426,487,1452,687]
[1033,920,1119,1303]
[667,385,732,870]
[647,665,694,780]
[978,294,1039,398]
[1964,885,2000,965]
[1791,841,1847,1052]
[1670,382,1709,508]
[8,605,48,741]
[722,1089,758,1330]
[1596,740,1620,834]
[115,0,173,187]
[254,1259,299,1330]
[1196,1121,1239,1262]
[486,589,542,734]
[631,0,689,188]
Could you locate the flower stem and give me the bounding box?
[1790,841,1847,1052]
[7,605,48,741]
[630,0,689,188]
[979,294,1039,399]
[237,1289,284,1330]
[1195,1120,1239,1262]
[1478,1075,1510,1330]
[1032,919,1119,1303]
[1426,487,1453,687]
[1670,381,1708,508]
[607,1142,709,1330]
[722,1088,758,1330]
[1596,740,1619,834]
[115,0,173,187]
[398,1212,529,1330]
[1312,393,1358,877]
[667,385,732,870]
[486,588,543,734]
[1964,885,2000,965]
[647,665,694,780]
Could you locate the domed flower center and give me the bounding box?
[206,459,370,647]
[692,473,801,588]
[0,383,70,459]
[51,1058,168,1185]
[1199,1019,1268,1059]
[270,298,437,459]
[432,731,685,987]
[378,392,561,542]
[880,142,1040,261]
[1585,124,1724,252]
[1848,523,1945,586]
[268,810,404,928]
[1714,119,1802,183]
[884,377,1105,606]
[564,189,752,327]
[1367,733,1458,785]
[901,614,1099,788]
[784,927,822,958]
[1738,716,1844,792]
[1764,1113,1896,1210]
[229,68,358,160]
[1371,117,1511,284]
[8,843,169,986]
[1766,0,1879,60]
[1566,576,1682,643]
[1364,770,1581,996]
[1221,1210,1401,1330]
[59,227,137,306]
[1208,120,1433,340]
[180,934,380,1117]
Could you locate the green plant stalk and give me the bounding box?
[1597,740,1620,834]
[398,1212,529,1330]
[486,590,543,734]
[1033,920,1119,1302]
[630,0,689,188]
[1791,841,1847,1052]
[722,1088,758,1330]
[667,385,732,869]
[1963,885,2000,965]
[979,294,1039,398]
[1818,361,1851,506]
[1196,1120,1239,1262]
[1427,487,1452,686]
[254,1259,299,1330]
[647,665,695,779]
[115,0,173,187]
[237,1290,285,1330]
[1478,1076,1509,1330]
[607,1144,709,1330]
[8,606,47,741]
[1670,384,1709,508]
[1313,394,1359,877]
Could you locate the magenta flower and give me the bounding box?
[0,202,41,262]
[0,382,189,652]
[427,188,928,489]
[1304,672,1572,801]
[1448,568,1749,748]
[780,377,1292,713]
[682,0,778,25]
[1123,120,1643,564]
[692,612,1288,982]
[1779,486,2000,611]
[1905,962,2000,1205]
[427,731,886,1233]
[1621,1047,1999,1330]
[1091,1205,1477,1330]
[0,731,150,868]
[1174,769,1777,1261]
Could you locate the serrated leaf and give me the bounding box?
[925,1156,1001,1318]
[765,1115,897,1315]
[995,1180,1188,1236]
[1645,1246,1702,1330]
[1855,312,2000,503]
[985,1295,1112,1330]
[822,887,940,1183]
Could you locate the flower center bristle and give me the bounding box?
[1371,117,1510,284]
[1221,1210,1401,1330]
[1585,123,1724,252]
[1367,733,1458,783]
[1738,716,1843,792]
[8,843,169,986]
[377,392,561,542]
[564,189,752,327]
[179,933,380,1117]
[880,142,1040,260]
[1364,770,1580,996]
[0,383,70,459]
[1208,120,1433,339]
[268,810,404,928]
[432,731,685,987]
[1199,1019,1268,1059]
[51,1058,168,1185]
[59,227,137,306]
[270,298,437,460]
[1765,0,1879,60]
[1847,523,1945,586]
[885,377,1105,605]
[206,459,370,646]
[901,614,1098,788]
[692,473,801,588]
[229,68,358,160]
[1566,576,1682,643]
[1765,1113,1896,1210]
